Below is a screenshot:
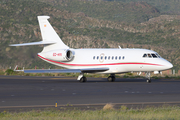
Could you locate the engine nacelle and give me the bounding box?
[39,49,74,62]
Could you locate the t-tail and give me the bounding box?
[10,16,74,65]
[10,16,69,52]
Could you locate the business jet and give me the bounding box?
[10,16,173,83]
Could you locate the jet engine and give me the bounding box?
[39,49,74,62]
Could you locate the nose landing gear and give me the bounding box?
[146,72,151,83]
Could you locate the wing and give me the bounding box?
[23,68,109,73]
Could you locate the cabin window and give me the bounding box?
[93,56,95,59]
[101,56,103,60]
[112,56,114,60]
[122,56,125,59]
[119,56,121,60]
[115,56,117,60]
[105,56,107,60]
[108,56,110,60]
[97,56,99,60]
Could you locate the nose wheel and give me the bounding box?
[146,72,151,83]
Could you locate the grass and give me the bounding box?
[103,103,114,110]
[0,105,180,120]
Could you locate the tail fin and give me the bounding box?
[38,16,69,52]
[10,16,69,51]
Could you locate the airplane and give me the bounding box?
[10,16,173,83]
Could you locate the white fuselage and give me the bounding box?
[38,48,173,74]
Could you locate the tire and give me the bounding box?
[79,77,87,83]
[147,79,151,83]
[108,76,115,82]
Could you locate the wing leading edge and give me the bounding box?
[23,68,109,73]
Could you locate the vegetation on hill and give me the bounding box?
[40,0,160,23]
[107,0,180,15]
[1,0,180,71]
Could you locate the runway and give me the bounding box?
[0,75,180,111]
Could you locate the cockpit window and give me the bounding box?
[151,53,157,58]
[143,53,161,58]
[148,54,152,58]
[143,54,147,57]
[156,53,161,58]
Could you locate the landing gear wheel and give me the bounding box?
[79,77,87,83]
[147,79,151,83]
[145,72,151,83]
[108,76,115,82]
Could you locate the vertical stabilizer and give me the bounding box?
[38,16,69,52]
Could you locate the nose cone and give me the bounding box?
[167,62,173,69]
[164,61,173,70]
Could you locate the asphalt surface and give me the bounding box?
[0,75,180,111]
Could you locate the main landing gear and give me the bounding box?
[146,72,151,83]
[77,73,116,83]
[77,73,87,83]
[107,74,116,82]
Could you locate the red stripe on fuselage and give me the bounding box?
[38,55,163,67]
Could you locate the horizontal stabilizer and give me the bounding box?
[9,41,56,46]
[24,68,109,73]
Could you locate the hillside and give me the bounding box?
[107,0,180,15]
[0,0,180,71]
[40,0,160,23]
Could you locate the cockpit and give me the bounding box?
[143,53,161,58]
